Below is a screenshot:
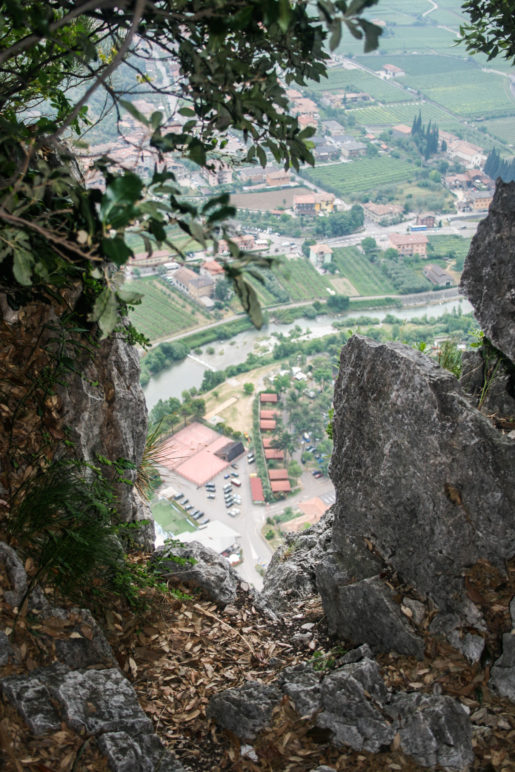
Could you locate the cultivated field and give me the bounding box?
[302,157,416,197]
[125,277,209,339]
[331,247,396,296]
[273,260,334,301]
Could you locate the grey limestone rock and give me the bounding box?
[460,179,515,363]
[260,510,334,612]
[59,332,153,544]
[489,632,515,702]
[317,566,424,659]
[153,540,238,605]
[52,607,116,668]
[97,731,188,772]
[315,658,394,752]
[0,541,50,612]
[209,647,474,769]
[387,693,474,770]
[47,666,153,735]
[207,681,282,741]
[319,335,515,653]
[0,668,63,735]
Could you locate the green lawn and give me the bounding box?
[125,277,210,340]
[406,69,515,119]
[332,247,397,296]
[301,157,416,198]
[150,499,197,535]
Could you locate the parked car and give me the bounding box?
[193,512,203,520]
[207,494,215,500]
[248,457,255,464]
[224,473,231,479]
[199,517,210,525]
[182,499,189,506]
[231,479,241,487]
[227,510,238,518]
[231,471,239,478]
[174,493,184,500]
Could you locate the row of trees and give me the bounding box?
[411,111,440,160]
[484,148,515,182]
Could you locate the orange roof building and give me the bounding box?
[260,393,278,403]
[260,409,279,419]
[250,476,265,503]
[264,449,284,460]
[269,469,289,480]
[260,419,276,430]
[271,480,291,493]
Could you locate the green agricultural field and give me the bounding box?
[483,117,515,146]
[406,69,515,119]
[125,277,209,340]
[332,247,397,296]
[273,259,334,301]
[302,157,416,198]
[347,101,463,131]
[310,67,415,104]
[355,54,475,79]
[150,499,196,535]
[428,235,471,260]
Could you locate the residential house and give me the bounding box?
[322,120,346,136]
[218,234,255,255]
[416,213,436,228]
[392,124,412,138]
[446,139,486,169]
[363,202,403,225]
[313,143,341,162]
[293,192,335,215]
[340,139,367,159]
[266,170,291,186]
[309,243,333,267]
[459,191,493,212]
[264,448,284,460]
[388,233,428,258]
[423,264,454,286]
[297,113,318,130]
[201,259,225,280]
[171,266,215,298]
[260,419,276,430]
[271,480,291,494]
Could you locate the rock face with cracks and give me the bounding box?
[316,335,514,653]
[460,179,515,363]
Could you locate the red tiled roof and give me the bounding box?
[260,409,279,419]
[250,476,265,502]
[264,449,284,460]
[271,480,291,492]
[269,469,289,480]
[260,393,278,403]
[260,419,276,430]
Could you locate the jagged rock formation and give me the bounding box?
[208,644,474,770]
[316,335,514,657]
[60,330,154,545]
[0,542,186,771]
[153,541,240,605]
[259,510,333,612]
[460,179,515,363]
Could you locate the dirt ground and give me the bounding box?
[203,362,280,434]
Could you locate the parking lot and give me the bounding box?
[156,455,335,588]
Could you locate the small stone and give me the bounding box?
[0,669,62,735]
[301,622,315,630]
[240,745,258,762]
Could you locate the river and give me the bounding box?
[143,296,472,409]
